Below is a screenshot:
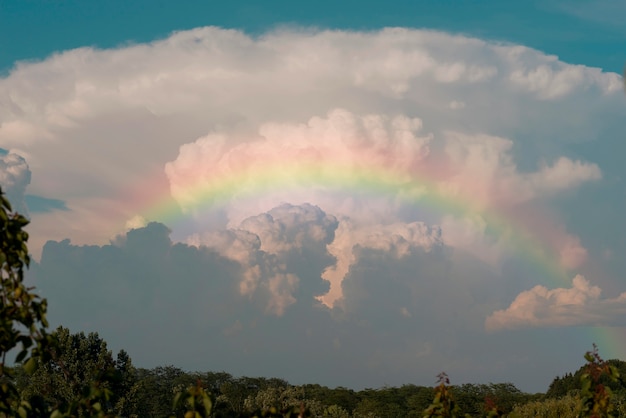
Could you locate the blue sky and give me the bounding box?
[1,0,626,393]
[2,0,625,75]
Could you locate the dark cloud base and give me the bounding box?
[24,215,595,393]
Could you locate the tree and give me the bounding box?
[0,187,53,415]
[321,404,349,418]
[16,326,137,417]
[511,395,580,418]
[0,187,135,417]
[111,349,140,417]
[134,366,197,417]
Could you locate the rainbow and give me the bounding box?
[145,159,571,274]
[137,158,570,281]
[125,156,624,359]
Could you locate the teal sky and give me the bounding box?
[2,0,625,75]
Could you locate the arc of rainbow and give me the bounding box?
[138,157,570,285]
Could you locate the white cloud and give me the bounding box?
[498,45,622,98]
[441,132,602,207]
[530,157,602,192]
[188,203,336,314]
[164,108,432,218]
[486,275,626,332]
[1,25,623,390]
[0,150,31,215]
[163,107,601,276]
[186,202,445,308]
[321,219,442,306]
[440,214,505,266]
[125,215,147,230]
[0,26,616,261]
[239,203,337,255]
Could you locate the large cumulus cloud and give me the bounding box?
[4,26,625,391]
[0,27,620,259]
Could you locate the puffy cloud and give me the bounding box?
[125,215,147,230]
[440,214,505,266]
[0,150,31,215]
[164,108,432,217]
[557,235,589,270]
[164,108,600,275]
[509,63,620,99]
[530,157,602,192]
[485,275,626,332]
[140,201,444,313]
[0,27,617,239]
[188,203,337,314]
[239,202,338,255]
[322,219,442,306]
[441,132,602,207]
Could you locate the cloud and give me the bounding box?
[0,27,616,264]
[530,157,602,192]
[182,201,452,313]
[188,203,337,314]
[485,275,626,332]
[441,132,602,207]
[238,203,337,254]
[3,26,624,391]
[124,215,147,230]
[0,150,31,215]
[440,214,505,266]
[164,108,432,218]
[163,108,600,274]
[322,219,442,306]
[28,201,623,391]
[189,201,445,309]
[27,212,511,388]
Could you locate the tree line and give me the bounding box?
[7,326,540,417]
[11,325,626,417]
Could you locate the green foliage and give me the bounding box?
[423,373,465,418]
[510,394,580,418]
[452,383,532,417]
[547,359,626,401]
[171,380,212,418]
[321,404,349,418]
[299,385,358,414]
[579,344,620,418]
[407,387,437,417]
[243,385,322,416]
[110,350,140,417]
[16,326,138,417]
[134,366,198,417]
[546,372,577,398]
[0,187,53,415]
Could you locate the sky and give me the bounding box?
[1,0,626,393]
